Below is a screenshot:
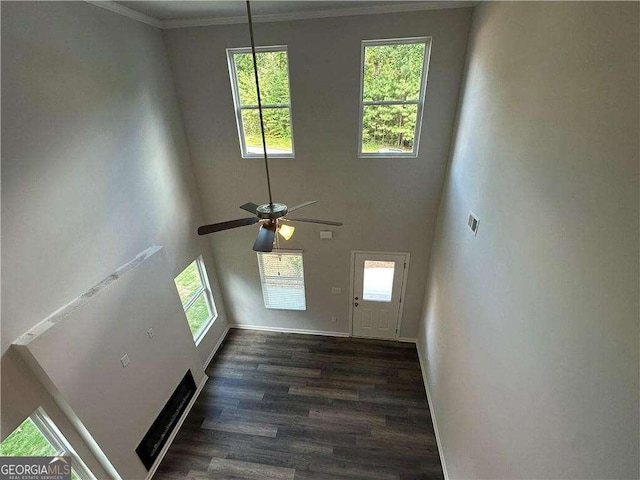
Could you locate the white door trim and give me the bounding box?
[348,250,410,340]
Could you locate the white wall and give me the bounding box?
[162,7,472,338]
[1,2,229,476]
[418,2,639,479]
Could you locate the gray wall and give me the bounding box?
[17,248,207,480]
[1,2,229,477]
[163,7,472,338]
[418,2,639,478]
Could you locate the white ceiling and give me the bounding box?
[117,1,410,21]
[115,1,470,25]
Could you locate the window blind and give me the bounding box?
[257,251,306,311]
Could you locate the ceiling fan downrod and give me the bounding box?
[195,1,344,251]
[246,0,273,207]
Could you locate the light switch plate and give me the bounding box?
[120,354,130,368]
[320,230,333,239]
[468,211,479,236]
[331,317,337,323]
[331,287,342,294]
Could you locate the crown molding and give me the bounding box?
[86,1,473,30]
[85,1,162,28]
[162,1,473,29]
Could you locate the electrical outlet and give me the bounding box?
[331,316,337,323]
[147,328,154,339]
[120,354,130,368]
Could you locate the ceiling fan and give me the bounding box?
[197,0,343,252]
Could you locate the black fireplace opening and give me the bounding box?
[136,370,197,470]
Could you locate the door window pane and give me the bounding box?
[363,260,395,302]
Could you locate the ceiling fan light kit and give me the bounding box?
[197,0,343,253]
[278,224,295,241]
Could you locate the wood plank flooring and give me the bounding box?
[154,329,444,480]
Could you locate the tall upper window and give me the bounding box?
[227,46,294,158]
[257,251,306,311]
[0,407,95,480]
[174,257,217,343]
[359,37,431,157]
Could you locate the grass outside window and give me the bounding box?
[0,417,56,457]
[174,257,217,342]
[0,409,93,480]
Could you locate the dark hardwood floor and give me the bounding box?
[154,329,444,480]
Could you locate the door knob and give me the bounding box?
[354,302,359,307]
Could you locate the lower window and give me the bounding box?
[174,257,217,343]
[257,251,306,311]
[0,407,95,480]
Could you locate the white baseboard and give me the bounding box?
[229,325,416,342]
[203,324,231,369]
[230,324,350,337]
[416,342,449,480]
[397,337,417,343]
[145,374,208,480]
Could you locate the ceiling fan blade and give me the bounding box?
[253,223,277,252]
[239,202,260,214]
[287,200,317,213]
[286,218,343,226]
[198,217,258,236]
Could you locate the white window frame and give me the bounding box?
[358,37,432,159]
[26,407,95,480]
[257,250,307,311]
[178,257,218,345]
[227,45,295,159]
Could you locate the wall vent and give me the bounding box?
[468,211,479,236]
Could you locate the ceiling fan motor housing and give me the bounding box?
[256,203,288,220]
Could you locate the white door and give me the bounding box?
[351,252,407,340]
